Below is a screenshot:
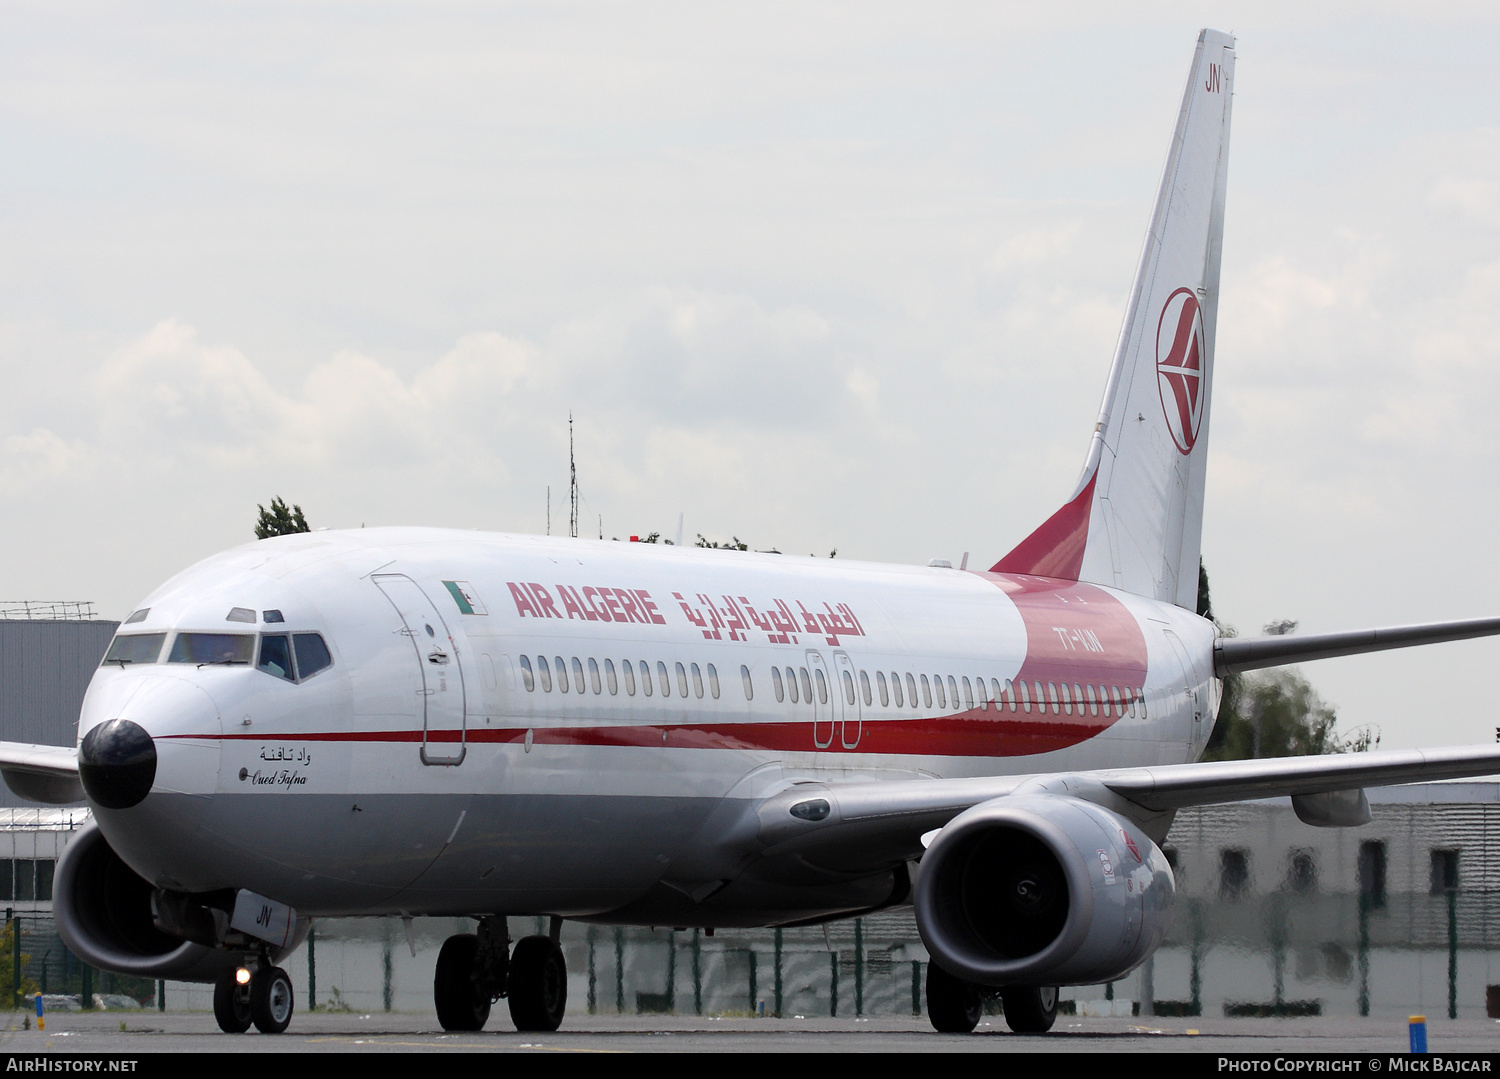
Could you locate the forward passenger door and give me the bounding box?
[373,574,468,766]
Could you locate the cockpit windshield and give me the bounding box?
[167,633,255,665]
[101,633,167,666]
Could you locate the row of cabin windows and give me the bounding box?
[777,667,1147,720]
[519,656,723,701]
[1211,840,1456,902]
[517,654,1146,719]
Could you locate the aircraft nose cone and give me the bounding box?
[78,719,158,809]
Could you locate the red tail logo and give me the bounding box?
[1155,288,1206,455]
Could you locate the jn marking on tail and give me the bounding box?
[1155,287,1206,455]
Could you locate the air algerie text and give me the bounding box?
[505,582,867,646]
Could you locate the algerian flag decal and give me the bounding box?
[442,580,487,615]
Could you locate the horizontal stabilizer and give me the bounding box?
[1214,616,1500,675]
[1100,743,1500,811]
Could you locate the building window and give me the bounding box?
[1220,849,1250,900]
[1431,849,1460,894]
[1286,849,1317,895]
[1358,840,1387,908]
[0,860,53,902]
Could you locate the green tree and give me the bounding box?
[0,921,39,1007]
[255,497,311,539]
[1204,669,1338,761]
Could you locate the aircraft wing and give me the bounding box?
[753,743,1500,872]
[0,741,83,804]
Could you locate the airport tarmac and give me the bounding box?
[0,1011,1496,1053]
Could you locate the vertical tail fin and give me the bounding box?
[994,29,1235,610]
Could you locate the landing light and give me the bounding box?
[235,967,251,986]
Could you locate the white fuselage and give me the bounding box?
[80,528,1217,924]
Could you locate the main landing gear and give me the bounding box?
[924,962,1058,1034]
[435,916,568,1033]
[213,962,295,1034]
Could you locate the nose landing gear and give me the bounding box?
[213,959,295,1034]
[434,916,568,1033]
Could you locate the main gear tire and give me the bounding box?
[435,933,492,1031]
[1000,984,1059,1033]
[925,962,982,1033]
[507,935,567,1032]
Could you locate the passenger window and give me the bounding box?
[571,657,585,694]
[657,661,670,696]
[799,668,813,704]
[962,677,974,709]
[932,675,945,709]
[707,663,720,699]
[690,662,704,699]
[876,671,889,707]
[1020,681,1031,714]
[589,657,602,694]
[293,634,332,679]
[1074,683,1085,715]
[842,669,855,706]
[605,659,618,695]
[739,664,752,701]
[948,676,960,709]
[814,668,828,704]
[1085,683,1098,716]
[889,671,902,708]
[639,660,652,697]
[859,670,872,707]
[520,654,535,692]
[538,656,553,693]
[786,667,799,704]
[258,635,295,682]
[1138,689,1147,718]
[1111,686,1122,716]
[555,657,569,693]
[1059,682,1072,715]
[676,662,689,697]
[1048,682,1060,715]
[772,667,785,702]
[622,659,635,695]
[905,673,918,708]
[921,675,932,709]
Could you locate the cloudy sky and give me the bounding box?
[2,2,1498,750]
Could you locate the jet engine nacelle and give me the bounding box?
[55,821,295,983]
[913,793,1175,987]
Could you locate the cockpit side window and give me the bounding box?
[253,632,333,683]
[168,634,254,665]
[102,633,166,666]
[293,634,332,679]
[258,635,296,682]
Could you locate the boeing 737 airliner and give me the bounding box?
[5,30,1500,1037]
